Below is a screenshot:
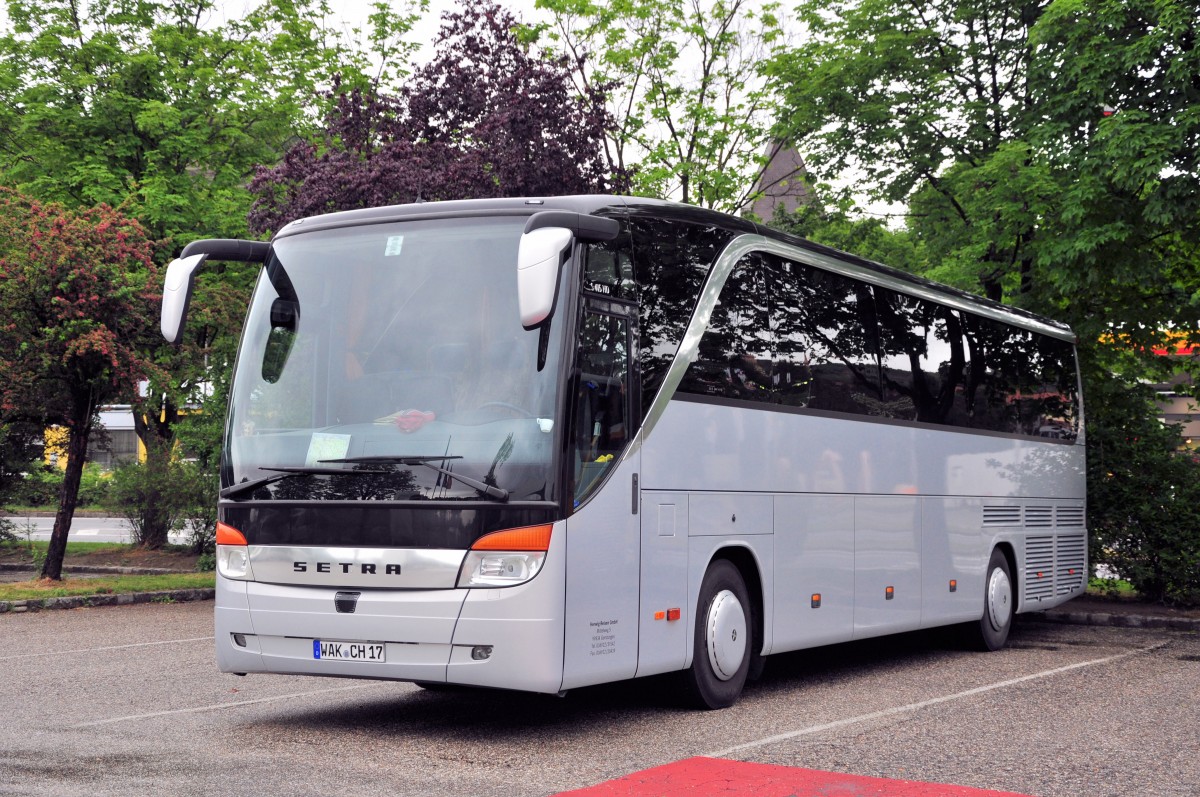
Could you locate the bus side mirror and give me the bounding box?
[517,227,573,330]
[161,253,208,344]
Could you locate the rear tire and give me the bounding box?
[965,548,1014,651]
[684,559,752,709]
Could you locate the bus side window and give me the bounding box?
[573,311,630,503]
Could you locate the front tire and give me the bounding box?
[684,559,752,709]
[966,548,1014,651]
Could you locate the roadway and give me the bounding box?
[4,515,186,545]
[1,603,1196,796]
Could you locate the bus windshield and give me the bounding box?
[224,216,564,503]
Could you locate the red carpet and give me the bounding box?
[557,756,1034,796]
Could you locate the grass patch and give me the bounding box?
[1088,576,1138,599]
[0,572,214,601]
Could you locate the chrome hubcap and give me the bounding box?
[986,567,1013,631]
[707,589,747,681]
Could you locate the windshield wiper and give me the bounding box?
[321,455,510,502]
[219,466,391,501]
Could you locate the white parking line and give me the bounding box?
[0,637,215,662]
[73,683,392,728]
[707,641,1169,758]
[73,529,99,536]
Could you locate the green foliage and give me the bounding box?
[0,517,16,545]
[5,463,108,509]
[104,454,209,550]
[9,466,63,509]
[178,463,218,555]
[768,202,927,273]
[1087,377,1200,606]
[0,0,424,245]
[0,190,162,578]
[103,445,215,552]
[536,0,788,210]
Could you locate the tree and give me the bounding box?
[0,190,160,580]
[770,0,1200,343]
[0,0,422,243]
[249,0,616,233]
[770,201,927,275]
[770,0,1050,302]
[1087,378,1200,605]
[535,0,788,211]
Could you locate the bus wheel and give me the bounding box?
[966,549,1014,651]
[684,559,751,709]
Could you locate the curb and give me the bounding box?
[1028,608,1200,632]
[0,588,214,614]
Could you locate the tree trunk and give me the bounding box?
[139,437,174,549]
[40,400,93,581]
[133,397,178,549]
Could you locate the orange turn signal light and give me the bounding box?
[216,521,248,546]
[471,524,553,552]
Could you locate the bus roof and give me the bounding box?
[272,195,1074,342]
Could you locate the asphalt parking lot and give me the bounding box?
[1,601,1196,796]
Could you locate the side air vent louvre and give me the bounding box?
[983,506,1021,526]
[1024,536,1055,600]
[1056,506,1085,528]
[1025,506,1053,528]
[1056,534,1087,595]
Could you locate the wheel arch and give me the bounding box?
[993,540,1020,611]
[705,544,766,659]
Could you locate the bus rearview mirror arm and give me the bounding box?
[517,227,573,330]
[161,238,271,345]
[161,253,208,345]
[517,212,620,331]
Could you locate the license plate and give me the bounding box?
[313,640,386,662]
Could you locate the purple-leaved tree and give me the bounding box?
[248,0,621,234]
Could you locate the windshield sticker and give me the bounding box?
[305,433,351,465]
[384,235,404,257]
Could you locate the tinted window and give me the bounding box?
[672,250,1079,441]
[679,252,773,402]
[572,310,631,504]
[631,217,738,416]
[770,255,886,416]
[582,224,637,301]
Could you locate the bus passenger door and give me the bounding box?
[561,301,643,690]
[636,492,690,677]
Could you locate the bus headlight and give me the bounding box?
[457,524,552,589]
[457,551,546,588]
[216,545,255,581]
[215,522,254,581]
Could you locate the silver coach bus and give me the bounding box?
[161,196,1086,709]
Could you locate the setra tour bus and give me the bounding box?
[161,196,1086,708]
